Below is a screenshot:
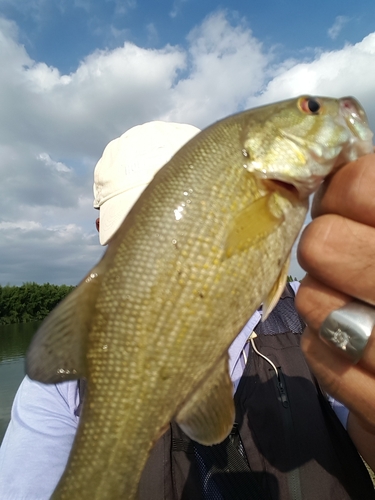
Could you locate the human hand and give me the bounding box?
[295,153,375,432]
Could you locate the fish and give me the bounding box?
[26,96,373,499]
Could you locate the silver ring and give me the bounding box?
[319,301,375,363]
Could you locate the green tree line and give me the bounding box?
[0,282,75,325]
[0,277,299,326]
[287,275,299,282]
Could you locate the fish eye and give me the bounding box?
[299,97,321,114]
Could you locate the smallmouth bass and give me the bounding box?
[26,96,373,499]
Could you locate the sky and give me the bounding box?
[0,0,375,286]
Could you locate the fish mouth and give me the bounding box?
[318,98,373,176]
[340,97,372,141]
[336,97,374,166]
[263,178,301,201]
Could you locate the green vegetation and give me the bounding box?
[0,278,300,325]
[0,282,75,325]
[287,275,299,282]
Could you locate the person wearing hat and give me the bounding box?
[93,121,200,246]
[1,121,375,499]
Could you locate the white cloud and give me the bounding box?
[169,0,188,19]
[0,220,103,285]
[0,0,61,24]
[3,41,186,157]
[37,153,72,173]
[252,33,375,131]
[146,23,158,44]
[0,220,43,231]
[328,15,349,40]
[73,0,92,11]
[162,11,270,126]
[0,11,374,284]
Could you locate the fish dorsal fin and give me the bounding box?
[175,355,235,445]
[26,262,105,384]
[262,254,290,321]
[225,194,284,258]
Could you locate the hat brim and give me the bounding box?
[99,184,146,245]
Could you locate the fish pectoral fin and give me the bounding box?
[26,263,104,384]
[225,194,284,258]
[175,355,234,445]
[262,254,291,321]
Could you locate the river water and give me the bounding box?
[0,322,40,443]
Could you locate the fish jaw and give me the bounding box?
[243,96,373,199]
[333,96,374,166]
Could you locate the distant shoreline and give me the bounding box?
[0,283,74,325]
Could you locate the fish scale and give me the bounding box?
[26,96,373,499]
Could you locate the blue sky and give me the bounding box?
[6,0,375,71]
[0,0,374,285]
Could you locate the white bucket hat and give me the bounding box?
[93,121,200,245]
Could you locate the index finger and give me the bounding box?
[311,153,375,226]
